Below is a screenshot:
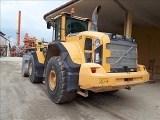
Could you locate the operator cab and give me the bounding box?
[47,12,91,41]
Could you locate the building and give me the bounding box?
[0,31,10,56]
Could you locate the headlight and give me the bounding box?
[95,39,100,47]
[122,36,126,39]
[112,34,116,39]
[132,38,136,42]
[95,53,99,62]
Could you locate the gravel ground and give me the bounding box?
[0,57,160,120]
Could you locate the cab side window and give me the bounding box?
[54,17,61,41]
[84,38,92,50]
[84,38,92,62]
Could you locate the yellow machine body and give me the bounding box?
[34,40,48,64]
[79,63,149,92]
[43,12,149,93]
[62,31,149,92]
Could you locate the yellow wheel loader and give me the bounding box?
[21,39,47,79]
[23,5,149,104]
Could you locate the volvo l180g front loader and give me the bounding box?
[22,5,149,104]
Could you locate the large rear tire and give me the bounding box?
[22,64,29,77]
[29,55,43,83]
[45,56,77,104]
[21,55,30,77]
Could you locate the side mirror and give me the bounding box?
[47,22,51,29]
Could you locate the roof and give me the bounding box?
[43,0,160,33]
[0,31,10,44]
[44,0,79,20]
[0,31,6,36]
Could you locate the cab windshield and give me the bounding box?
[66,16,88,35]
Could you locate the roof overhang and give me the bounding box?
[44,0,160,33]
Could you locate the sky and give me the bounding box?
[1,0,69,46]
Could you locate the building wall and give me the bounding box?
[0,36,10,56]
[132,27,160,79]
[0,36,8,46]
[114,27,160,79]
[132,27,160,69]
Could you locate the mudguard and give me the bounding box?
[30,51,44,78]
[45,41,83,91]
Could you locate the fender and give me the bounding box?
[31,51,44,77]
[31,51,44,69]
[45,41,85,91]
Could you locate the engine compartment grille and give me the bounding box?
[106,34,137,72]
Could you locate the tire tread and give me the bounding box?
[46,56,76,103]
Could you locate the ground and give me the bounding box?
[0,57,160,120]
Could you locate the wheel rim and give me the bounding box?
[49,70,56,90]
[29,63,32,75]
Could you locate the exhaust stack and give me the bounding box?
[89,5,101,31]
[17,11,21,46]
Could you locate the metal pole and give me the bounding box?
[124,11,133,37]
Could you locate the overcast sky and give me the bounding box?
[1,0,69,45]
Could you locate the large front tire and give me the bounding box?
[45,56,76,104]
[29,55,43,83]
